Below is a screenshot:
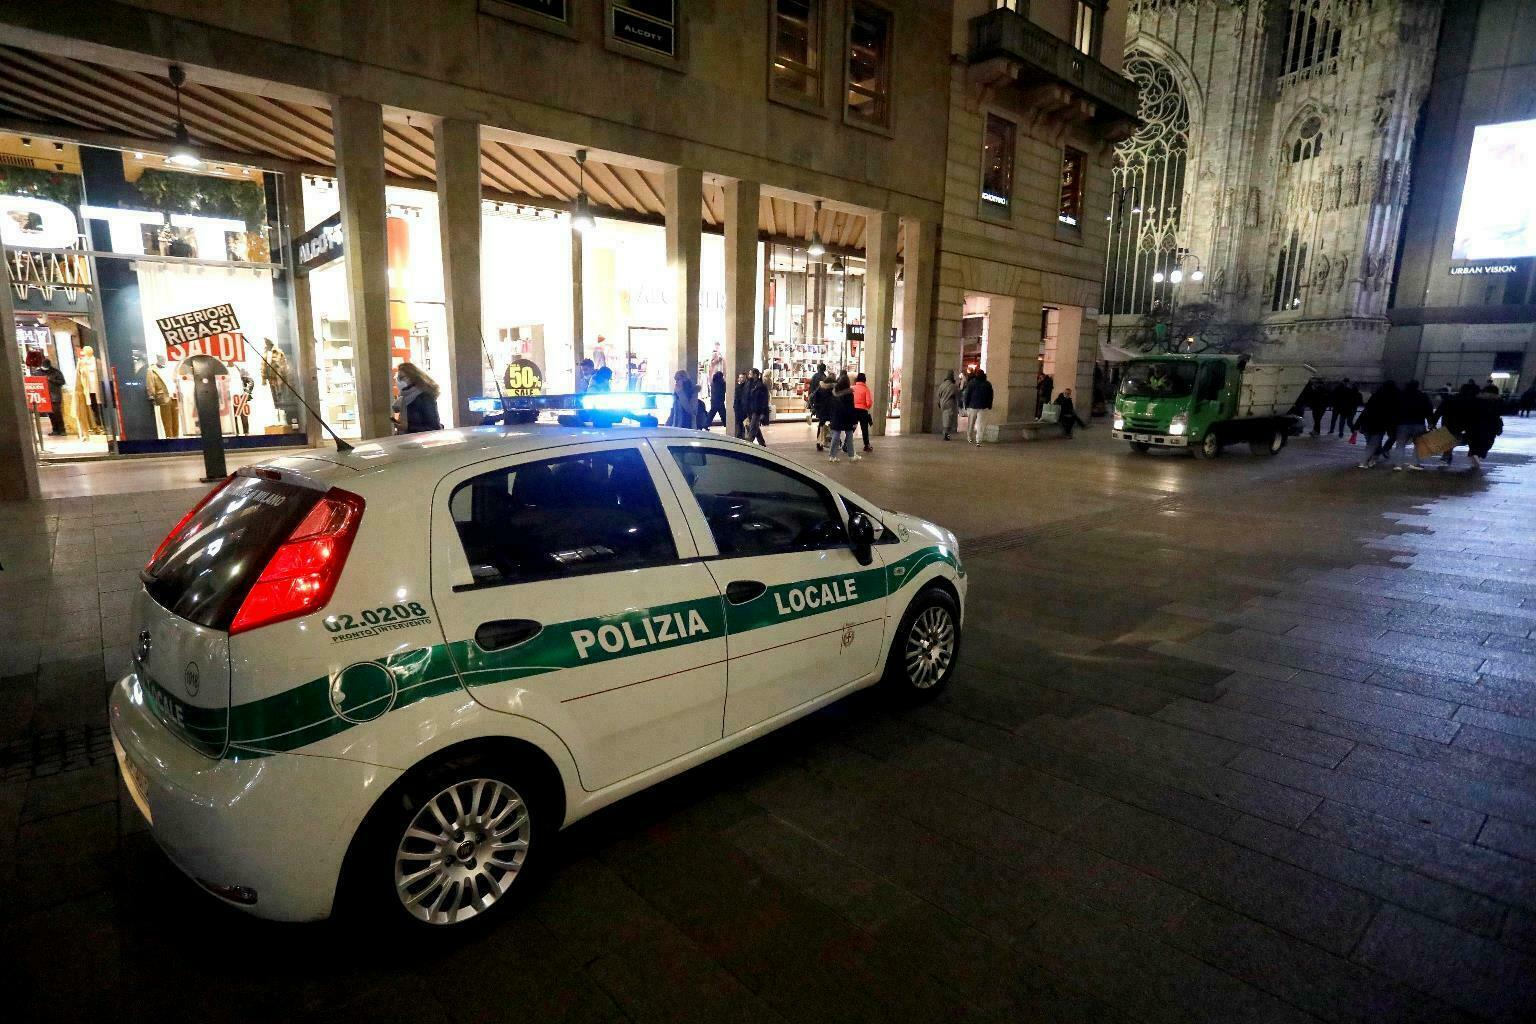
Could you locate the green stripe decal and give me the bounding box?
[202,544,959,760]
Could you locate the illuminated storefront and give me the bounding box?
[2,130,305,458]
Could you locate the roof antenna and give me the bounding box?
[252,338,354,452]
[481,333,511,422]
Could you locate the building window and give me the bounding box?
[846,2,892,128]
[1291,116,1324,162]
[1104,52,1190,316]
[1271,230,1308,311]
[1283,1,1343,77]
[771,0,821,104]
[981,114,1016,214]
[1058,148,1086,228]
[1072,1,1103,59]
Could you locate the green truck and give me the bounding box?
[1110,354,1313,458]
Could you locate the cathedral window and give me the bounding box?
[1103,52,1190,316]
[1283,1,1343,77]
[1291,116,1324,162]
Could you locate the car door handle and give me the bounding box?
[475,618,542,652]
[726,580,767,605]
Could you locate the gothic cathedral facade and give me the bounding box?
[1106,0,1443,377]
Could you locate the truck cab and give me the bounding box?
[1111,354,1304,459]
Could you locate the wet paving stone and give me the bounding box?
[2,420,1535,1022]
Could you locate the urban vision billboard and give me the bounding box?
[1452,117,1536,261]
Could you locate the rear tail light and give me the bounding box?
[146,476,234,573]
[229,488,365,635]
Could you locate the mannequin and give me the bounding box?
[75,345,102,433]
[147,354,178,438]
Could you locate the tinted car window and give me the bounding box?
[450,447,675,586]
[668,447,846,557]
[145,475,321,630]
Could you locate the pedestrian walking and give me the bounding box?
[1391,380,1433,471]
[667,370,699,428]
[827,372,860,462]
[1298,379,1329,436]
[1329,378,1362,435]
[809,376,834,451]
[1518,384,1535,417]
[963,369,994,445]
[1462,383,1504,469]
[936,370,960,440]
[1054,388,1088,438]
[808,362,828,395]
[1354,380,1399,468]
[744,368,770,445]
[852,372,874,452]
[704,370,727,428]
[732,371,749,438]
[392,362,443,434]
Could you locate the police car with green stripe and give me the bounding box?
[111,425,965,928]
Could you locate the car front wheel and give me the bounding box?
[884,587,961,698]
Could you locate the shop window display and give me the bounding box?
[2,134,308,457]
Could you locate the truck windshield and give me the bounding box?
[1120,362,1198,398]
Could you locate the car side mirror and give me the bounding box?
[848,512,875,566]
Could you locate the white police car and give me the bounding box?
[110,426,965,927]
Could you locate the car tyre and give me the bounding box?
[1193,432,1222,459]
[883,586,961,700]
[1251,429,1286,456]
[1129,441,1152,454]
[347,753,548,933]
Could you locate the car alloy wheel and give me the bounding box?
[393,777,530,926]
[904,605,956,690]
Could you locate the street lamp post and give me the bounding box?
[1102,184,1139,352]
[1151,252,1204,346]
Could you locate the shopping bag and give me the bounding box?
[1349,431,1358,444]
[1415,426,1457,459]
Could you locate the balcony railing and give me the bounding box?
[967,7,1139,122]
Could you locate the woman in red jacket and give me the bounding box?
[851,372,874,453]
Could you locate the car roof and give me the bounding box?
[277,424,751,478]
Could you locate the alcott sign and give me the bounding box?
[292,212,343,274]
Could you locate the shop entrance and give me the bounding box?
[14,310,111,459]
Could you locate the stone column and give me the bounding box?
[985,296,1018,439]
[899,218,938,434]
[863,210,898,436]
[723,179,759,432]
[0,266,41,500]
[278,171,323,447]
[435,118,484,425]
[332,96,393,439]
[664,166,703,381]
[570,226,585,375]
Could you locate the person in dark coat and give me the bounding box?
[705,371,727,428]
[1054,388,1088,438]
[743,368,769,445]
[667,370,699,429]
[1391,380,1433,470]
[40,358,66,435]
[392,362,442,434]
[808,377,834,451]
[1298,380,1329,436]
[962,369,994,446]
[807,362,828,396]
[1034,371,1053,420]
[1329,379,1363,436]
[827,372,859,462]
[1441,383,1503,470]
[1354,380,1400,468]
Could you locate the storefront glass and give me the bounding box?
[3,130,305,458]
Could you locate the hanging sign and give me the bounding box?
[504,358,545,396]
[612,0,676,57]
[292,212,344,274]
[156,304,249,363]
[22,376,52,413]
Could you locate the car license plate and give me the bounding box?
[1134,433,1151,442]
[113,735,153,825]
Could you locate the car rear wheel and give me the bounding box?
[355,757,547,930]
[884,587,961,699]
[1251,429,1286,456]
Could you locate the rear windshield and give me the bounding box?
[1119,362,1198,398]
[144,475,321,630]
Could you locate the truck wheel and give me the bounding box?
[1193,433,1222,459]
[1251,429,1285,456]
[1129,442,1151,454]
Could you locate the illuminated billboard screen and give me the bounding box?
[1452,117,1536,261]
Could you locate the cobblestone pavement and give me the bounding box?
[3,418,1536,1024]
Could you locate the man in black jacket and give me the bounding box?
[41,359,66,436]
[962,370,994,446]
[1329,379,1362,436]
[1054,388,1088,438]
[744,368,770,445]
